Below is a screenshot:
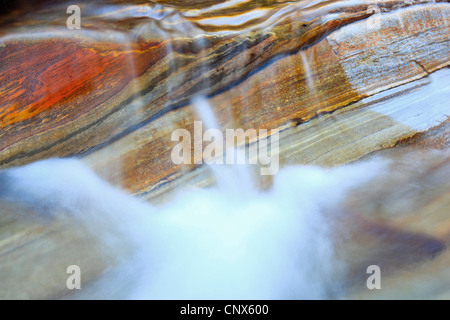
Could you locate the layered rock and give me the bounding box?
[0,1,448,198]
[0,0,449,299]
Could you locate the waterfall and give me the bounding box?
[0,0,449,300]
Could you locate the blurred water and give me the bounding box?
[0,152,392,299]
[0,0,449,300]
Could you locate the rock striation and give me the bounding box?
[0,0,449,299]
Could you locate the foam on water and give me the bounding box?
[0,95,395,299]
[0,155,389,299]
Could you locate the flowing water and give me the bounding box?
[0,0,449,300]
[1,98,448,299]
[0,143,391,299]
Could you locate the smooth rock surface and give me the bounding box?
[0,1,448,198]
[0,0,449,300]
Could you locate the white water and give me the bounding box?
[0,155,389,299]
[300,51,315,93]
[2,94,447,299]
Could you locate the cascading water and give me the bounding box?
[300,51,315,93]
[1,97,447,299]
[0,0,449,300]
[0,132,384,299]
